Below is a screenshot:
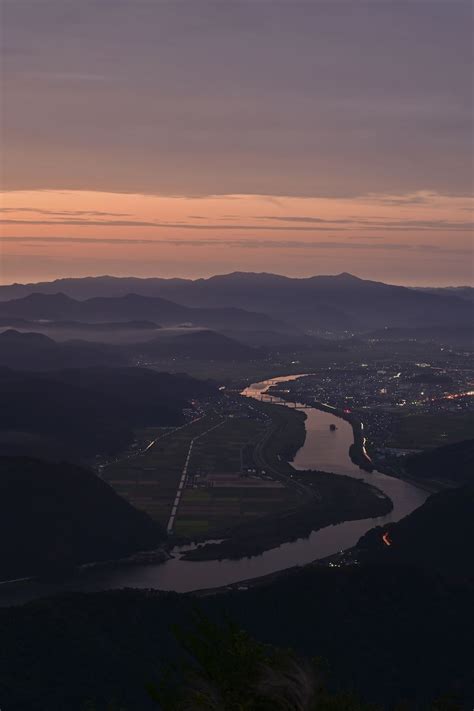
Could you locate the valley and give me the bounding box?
[3,2,473,705]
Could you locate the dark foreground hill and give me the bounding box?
[0,367,216,459]
[0,482,473,709]
[359,481,474,580]
[1,272,470,331]
[0,457,165,581]
[0,565,471,710]
[403,438,474,486]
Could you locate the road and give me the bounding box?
[251,414,318,501]
[166,419,226,534]
[101,415,204,473]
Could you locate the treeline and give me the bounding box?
[0,367,216,459]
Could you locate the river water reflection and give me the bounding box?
[1,374,428,606]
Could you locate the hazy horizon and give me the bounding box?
[0,267,472,290]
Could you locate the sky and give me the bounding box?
[1,0,473,286]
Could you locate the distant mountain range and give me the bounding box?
[0,329,126,369]
[0,327,262,369]
[0,318,163,345]
[0,272,471,331]
[0,317,160,331]
[415,286,474,302]
[0,291,291,333]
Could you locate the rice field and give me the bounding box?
[103,400,301,537]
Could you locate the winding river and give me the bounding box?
[0,374,428,606]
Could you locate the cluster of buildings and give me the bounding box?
[282,360,473,468]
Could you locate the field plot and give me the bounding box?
[174,416,296,536]
[103,413,223,524]
[103,399,302,538]
[175,484,290,537]
[389,412,474,449]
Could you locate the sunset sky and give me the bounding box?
[1,0,473,286]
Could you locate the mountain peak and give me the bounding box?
[336,272,358,279]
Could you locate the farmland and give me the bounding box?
[388,412,474,449]
[103,413,224,526]
[103,398,305,538]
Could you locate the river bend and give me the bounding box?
[0,374,428,605]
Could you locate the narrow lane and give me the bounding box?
[166,420,226,533]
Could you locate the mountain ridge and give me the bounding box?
[0,272,471,332]
[0,291,291,333]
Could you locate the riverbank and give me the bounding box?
[0,546,171,590]
[287,393,446,494]
[376,469,446,494]
[267,384,374,472]
[313,399,373,471]
[250,398,307,474]
[180,469,392,561]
